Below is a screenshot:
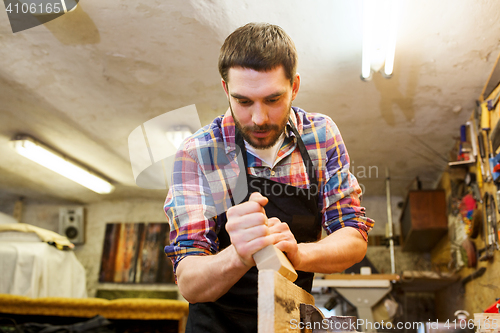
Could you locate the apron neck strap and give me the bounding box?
[234,117,318,187]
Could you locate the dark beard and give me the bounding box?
[229,100,291,150]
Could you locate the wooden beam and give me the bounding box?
[258,269,314,333]
[323,273,400,281]
[254,245,297,282]
[480,51,500,102]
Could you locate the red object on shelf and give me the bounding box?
[460,194,477,215]
[484,299,500,313]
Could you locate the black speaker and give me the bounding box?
[59,207,84,245]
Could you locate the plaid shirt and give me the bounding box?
[164,106,374,272]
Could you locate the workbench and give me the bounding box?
[313,271,459,333]
[0,294,189,333]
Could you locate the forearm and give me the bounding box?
[176,245,251,303]
[295,227,367,274]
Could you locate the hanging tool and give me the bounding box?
[461,267,486,286]
[486,88,500,112]
[477,126,493,182]
[478,193,499,261]
[481,102,491,131]
[481,101,498,181]
[490,120,500,154]
[465,172,482,203]
[480,102,495,178]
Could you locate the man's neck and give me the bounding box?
[243,108,295,168]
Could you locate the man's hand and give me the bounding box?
[226,192,274,267]
[267,217,301,268]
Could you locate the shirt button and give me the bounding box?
[270,170,276,176]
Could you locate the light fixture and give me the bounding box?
[165,125,193,149]
[11,135,114,194]
[361,0,400,81]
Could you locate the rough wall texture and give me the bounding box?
[361,195,404,236]
[366,246,432,274]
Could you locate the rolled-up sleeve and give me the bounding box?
[321,119,374,240]
[163,144,219,274]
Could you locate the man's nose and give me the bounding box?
[251,103,268,126]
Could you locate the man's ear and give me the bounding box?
[291,73,300,101]
[221,79,229,98]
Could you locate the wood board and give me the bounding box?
[254,245,298,282]
[258,269,315,333]
[481,51,500,102]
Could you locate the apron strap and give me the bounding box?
[234,115,319,189]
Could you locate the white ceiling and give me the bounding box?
[0,0,499,205]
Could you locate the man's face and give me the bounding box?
[222,66,300,149]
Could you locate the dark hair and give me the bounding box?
[218,22,298,85]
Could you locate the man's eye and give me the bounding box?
[237,99,250,105]
[267,98,279,103]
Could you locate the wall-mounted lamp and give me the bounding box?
[361,0,399,81]
[11,135,114,194]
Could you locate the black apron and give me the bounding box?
[185,119,322,333]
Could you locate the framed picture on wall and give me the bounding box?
[98,222,174,284]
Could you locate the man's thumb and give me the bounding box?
[249,192,268,207]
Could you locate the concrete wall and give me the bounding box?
[361,195,404,236]
[366,246,432,274]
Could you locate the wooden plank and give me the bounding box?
[399,270,460,292]
[254,245,298,282]
[323,274,400,281]
[401,270,458,280]
[480,51,500,102]
[313,279,391,288]
[258,269,315,333]
[0,294,189,321]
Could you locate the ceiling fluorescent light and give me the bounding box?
[361,0,374,80]
[361,0,399,81]
[11,135,114,194]
[384,0,399,76]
